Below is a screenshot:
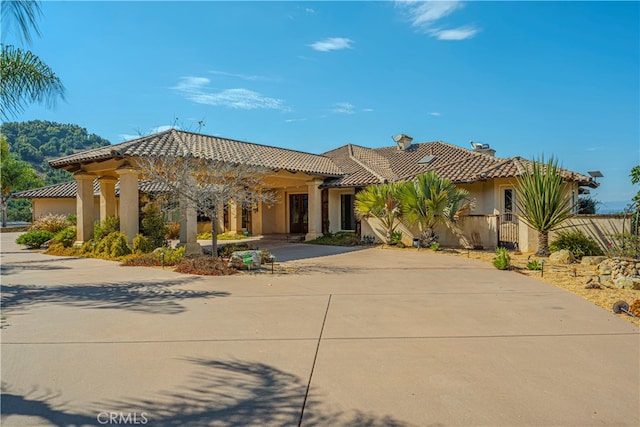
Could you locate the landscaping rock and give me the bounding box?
[614,276,640,290]
[228,250,262,270]
[581,256,606,266]
[549,249,575,264]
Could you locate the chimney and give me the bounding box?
[393,134,413,151]
[469,141,496,156]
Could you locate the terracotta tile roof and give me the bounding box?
[13,180,166,199]
[322,141,597,188]
[49,129,342,177]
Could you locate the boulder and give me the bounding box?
[228,250,262,270]
[581,256,607,266]
[549,249,575,264]
[614,276,640,290]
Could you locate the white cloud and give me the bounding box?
[401,0,462,26]
[428,111,441,116]
[172,76,287,111]
[305,7,315,13]
[396,0,479,41]
[362,108,374,112]
[310,37,354,52]
[209,70,271,82]
[332,102,356,114]
[432,26,479,40]
[285,118,307,123]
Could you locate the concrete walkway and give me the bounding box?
[1,232,638,426]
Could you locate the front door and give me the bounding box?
[289,194,308,234]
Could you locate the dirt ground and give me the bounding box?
[437,248,640,328]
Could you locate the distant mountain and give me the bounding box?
[0,120,111,185]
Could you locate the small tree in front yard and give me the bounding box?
[399,171,471,247]
[136,155,276,257]
[354,182,403,244]
[515,156,575,256]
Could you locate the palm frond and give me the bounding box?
[0,44,65,119]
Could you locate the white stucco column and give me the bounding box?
[306,179,324,241]
[115,166,139,242]
[98,177,117,222]
[229,200,242,234]
[74,172,96,245]
[179,196,201,255]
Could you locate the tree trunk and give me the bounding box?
[211,218,218,259]
[2,195,7,228]
[536,231,550,256]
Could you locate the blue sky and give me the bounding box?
[6,1,640,210]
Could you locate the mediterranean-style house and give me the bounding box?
[16,129,602,252]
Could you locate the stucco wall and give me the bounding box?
[555,215,631,246]
[33,197,101,220]
[361,214,499,249]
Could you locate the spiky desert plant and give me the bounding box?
[515,156,575,256]
[354,182,403,244]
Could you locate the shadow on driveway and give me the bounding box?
[1,277,228,324]
[1,358,412,427]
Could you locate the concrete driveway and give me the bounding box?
[1,232,638,426]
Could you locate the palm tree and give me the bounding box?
[0,0,65,119]
[354,182,403,244]
[1,136,42,226]
[400,171,470,247]
[514,156,575,256]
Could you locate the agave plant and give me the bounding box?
[400,171,470,247]
[354,182,403,244]
[515,156,575,256]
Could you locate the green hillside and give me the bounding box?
[1,120,111,185]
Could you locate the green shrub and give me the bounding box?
[141,202,167,248]
[218,243,251,257]
[305,232,361,247]
[197,231,246,241]
[66,214,77,225]
[198,231,213,240]
[157,246,185,265]
[550,230,603,259]
[94,216,120,241]
[430,242,441,251]
[95,231,131,258]
[16,230,54,249]
[53,226,76,248]
[527,260,542,271]
[121,253,161,267]
[493,247,511,270]
[390,231,403,245]
[80,239,95,254]
[29,213,68,233]
[174,256,237,276]
[46,242,80,257]
[606,233,640,258]
[133,234,154,254]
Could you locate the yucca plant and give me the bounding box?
[400,171,470,247]
[515,156,575,256]
[355,182,403,244]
